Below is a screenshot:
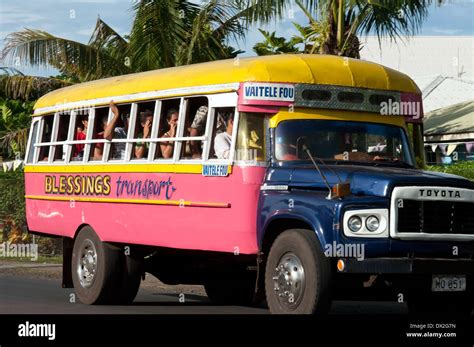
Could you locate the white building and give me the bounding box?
[360,36,474,89]
[361,36,474,164]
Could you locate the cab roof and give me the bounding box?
[34,54,421,111]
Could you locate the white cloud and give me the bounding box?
[430,27,463,35]
[0,5,45,24]
[62,0,123,3]
[76,28,93,36]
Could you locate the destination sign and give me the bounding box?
[242,82,295,102]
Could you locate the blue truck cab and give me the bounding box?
[257,95,474,315]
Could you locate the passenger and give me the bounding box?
[104,101,129,160]
[160,109,179,159]
[92,115,108,160]
[72,116,88,160]
[135,110,153,159]
[189,106,225,158]
[213,112,233,160]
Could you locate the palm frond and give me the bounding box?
[128,0,193,69]
[182,0,247,65]
[1,29,128,81]
[0,127,29,157]
[0,75,73,100]
[231,0,293,24]
[89,17,128,49]
[354,0,432,41]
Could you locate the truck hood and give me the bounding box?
[266,165,474,197]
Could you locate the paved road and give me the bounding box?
[0,274,408,315]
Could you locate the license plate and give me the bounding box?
[432,275,466,292]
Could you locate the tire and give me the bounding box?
[114,251,142,304]
[407,292,473,317]
[72,226,121,305]
[204,277,259,306]
[265,229,333,314]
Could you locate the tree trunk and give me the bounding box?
[319,0,360,59]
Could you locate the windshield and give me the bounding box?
[274,120,414,167]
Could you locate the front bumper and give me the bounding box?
[338,257,474,274]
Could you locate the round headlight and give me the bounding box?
[348,216,362,232]
[366,215,380,232]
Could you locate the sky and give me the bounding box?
[0,0,473,77]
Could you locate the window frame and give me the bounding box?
[27,92,239,166]
[33,113,56,163]
[50,111,74,163]
[25,118,40,164]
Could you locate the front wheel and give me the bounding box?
[265,229,333,314]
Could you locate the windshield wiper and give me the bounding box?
[301,143,351,199]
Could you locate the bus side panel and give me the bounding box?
[24,166,265,255]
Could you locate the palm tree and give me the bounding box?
[1,0,248,86]
[242,0,438,58]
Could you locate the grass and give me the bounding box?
[0,255,63,264]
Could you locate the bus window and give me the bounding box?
[53,113,71,162]
[210,107,234,160]
[89,107,108,161]
[71,111,89,161]
[156,99,180,160]
[180,96,208,160]
[132,101,155,160]
[38,115,54,162]
[235,112,267,162]
[26,120,39,164]
[108,103,131,161]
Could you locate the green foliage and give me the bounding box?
[0,169,26,233]
[0,98,33,159]
[0,169,62,255]
[426,161,474,181]
[253,29,300,55]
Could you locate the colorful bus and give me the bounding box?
[25,55,474,314]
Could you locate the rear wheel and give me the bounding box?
[265,229,333,314]
[72,226,142,305]
[72,226,121,304]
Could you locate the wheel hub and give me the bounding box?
[77,239,97,288]
[272,253,305,307]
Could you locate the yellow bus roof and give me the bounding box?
[34,54,420,111]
